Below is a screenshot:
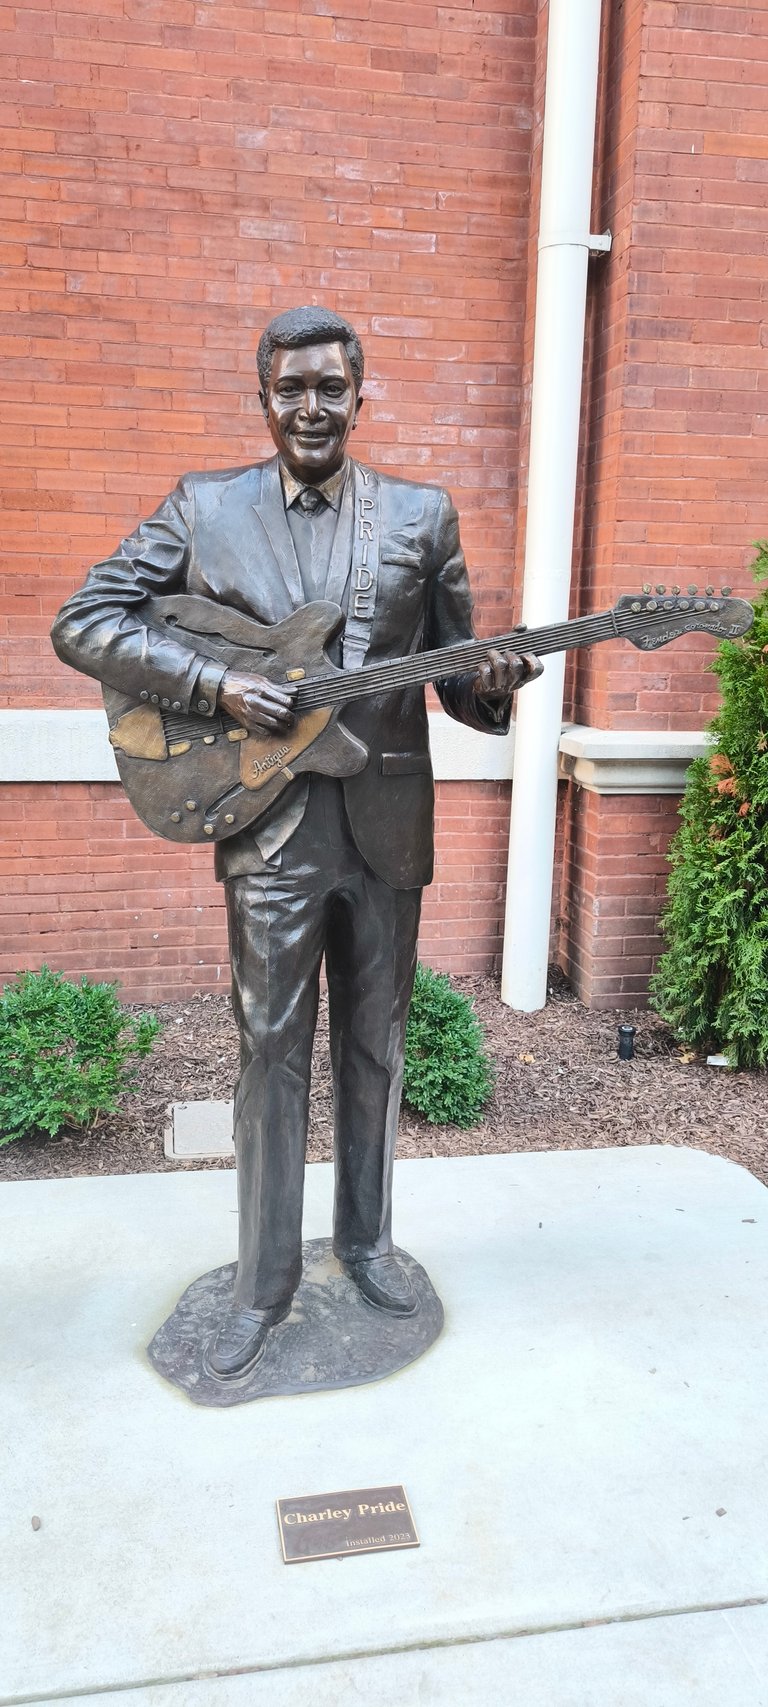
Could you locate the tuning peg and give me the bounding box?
[671,584,680,596]
[655,583,666,595]
[721,585,732,596]
[687,584,698,596]
[642,583,651,595]
[705,585,714,597]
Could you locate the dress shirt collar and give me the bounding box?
[279,459,349,513]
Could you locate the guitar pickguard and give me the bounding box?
[109,704,168,761]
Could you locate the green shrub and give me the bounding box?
[403,962,495,1126]
[651,550,768,1066]
[0,966,160,1145]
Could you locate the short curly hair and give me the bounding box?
[257,305,365,396]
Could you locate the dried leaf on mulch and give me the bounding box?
[1,974,766,1185]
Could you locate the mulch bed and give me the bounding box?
[2,972,766,1186]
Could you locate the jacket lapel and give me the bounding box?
[250,457,303,616]
[246,458,378,656]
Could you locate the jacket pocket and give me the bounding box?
[379,752,432,777]
[380,552,423,572]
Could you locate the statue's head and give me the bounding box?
[257,306,365,485]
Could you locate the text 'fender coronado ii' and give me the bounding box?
[104,589,754,843]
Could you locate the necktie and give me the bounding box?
[296,487,326,516]
[290,485,333,601]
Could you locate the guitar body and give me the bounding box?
[103,596,370,844]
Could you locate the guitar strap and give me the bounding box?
[339,462,380,671]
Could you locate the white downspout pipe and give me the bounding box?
[500,0,605,1011]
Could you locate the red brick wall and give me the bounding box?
[423,780,511,975]
[1,0,536,711]
[557,784,679,1009]
[0,784,228,1001]
[576,0,766,735]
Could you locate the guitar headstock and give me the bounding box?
[614,586,754,650]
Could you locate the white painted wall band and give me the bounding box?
[0,710,120,783]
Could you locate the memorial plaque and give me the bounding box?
[277,1484,419,1564]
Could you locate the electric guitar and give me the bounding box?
[104,587,753,843]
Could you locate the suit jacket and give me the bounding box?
[51,456,510,890]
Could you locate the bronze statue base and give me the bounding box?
[147,1238,444,1408]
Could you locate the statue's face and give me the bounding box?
[261,340,362,484]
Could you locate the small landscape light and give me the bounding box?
[617,1024,636,1061]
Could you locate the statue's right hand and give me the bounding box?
[218,669,297,733]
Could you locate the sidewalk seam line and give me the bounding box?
[4,1593,768,1705]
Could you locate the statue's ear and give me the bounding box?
[258,389,269,422]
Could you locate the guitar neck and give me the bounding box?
[295,610,617,712]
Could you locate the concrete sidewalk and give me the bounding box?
[2,1148,767,1704]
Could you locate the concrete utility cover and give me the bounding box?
[166,1098,234,1159]
[2,1149,768,1704]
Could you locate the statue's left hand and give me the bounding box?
[473,647,543,702]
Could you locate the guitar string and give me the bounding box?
[294,606,735,711]
[296,615,611,708]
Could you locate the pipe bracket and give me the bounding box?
[537,229,612,256]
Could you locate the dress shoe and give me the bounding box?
[344,1253,417,1316]
[203,1302,290,1381]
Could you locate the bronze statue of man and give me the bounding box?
[52,306,541,1382]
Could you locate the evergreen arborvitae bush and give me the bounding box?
[0,966,160,1145]
[403,962,495,1126]
[651,550,768,1066]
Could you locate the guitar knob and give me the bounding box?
[655,584,666,595]
[185,799,197,811]
[170,812,181,824]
